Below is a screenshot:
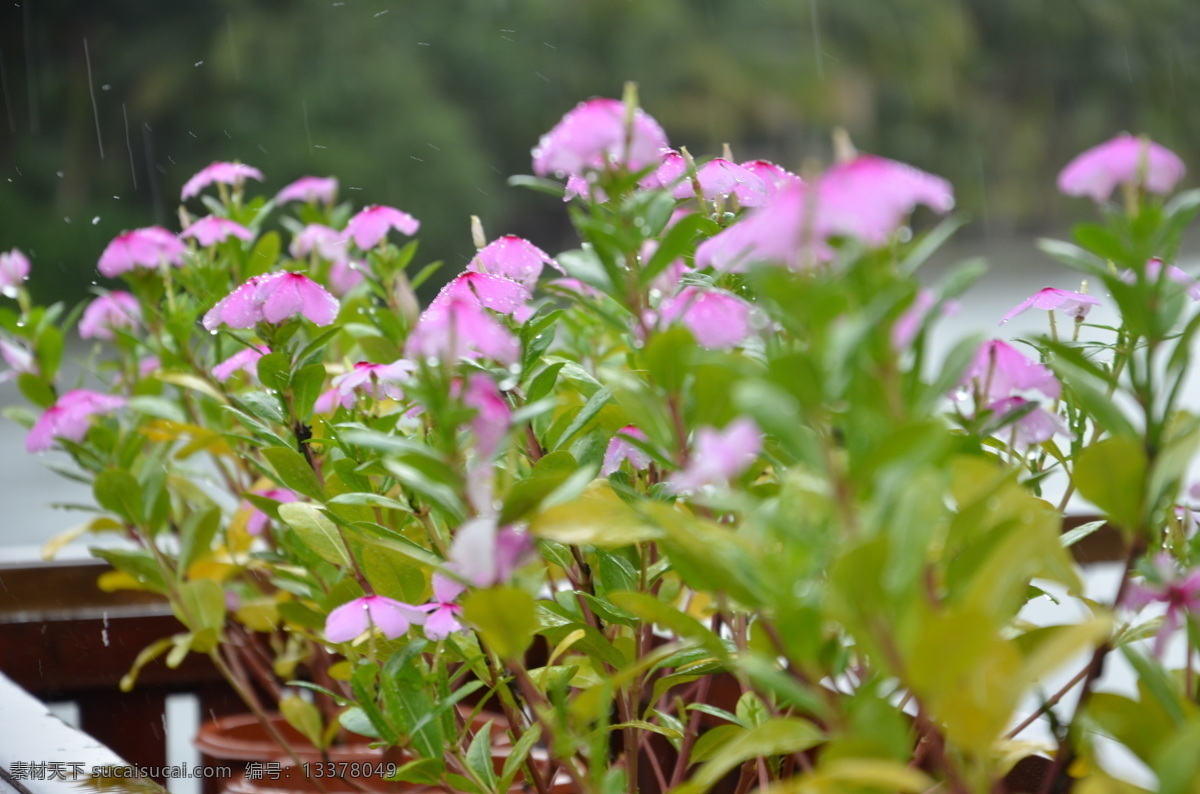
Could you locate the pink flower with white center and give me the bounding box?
[406,296,520,366]
[181,161,264,200]
[468,236,561,291]
[275,176,338,205]
[212,345,269,383]
[675,159,768,207]
[739,160,802,197]
[98,227,187,278]
[695,182,830,272]
[1058,134,1185,203]
[242,488,299,536]
[0,249,30,297]
[668,418,763,494]
[203,272,339,330]
[79,291,141,341]
[602,426,652,476]
[0,338,36,380]
[290,224,349,262]
[462,373,510,459]
[344,205,420,250]
[817,155,954,246]
[532,98,669,178]
[181,216,254,247]
[1122,258,1200,300]
[327,360,414,405]
[989,397,1070,449]
[1124,553,1200,657]
[434,272,532,316]
[324,594,423,643]
[1000,287,1101,325]
[961,340,1061,404]
[413,574,466,641]
[26,389,125,453]
[445,517,534,588]
[656,286,753,348]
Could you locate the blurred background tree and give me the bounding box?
[2,0,1198,302]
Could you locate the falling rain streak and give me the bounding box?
[122,103,137,190]
[84,38,104,159]
[0,45,14,133]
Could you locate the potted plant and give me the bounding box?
[6,83,1200,794]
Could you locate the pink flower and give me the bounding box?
[547,278,602,300]
[412,575,466,641]
[675,159,768,207]
[668,418,763,493]
[0,338,36,380]
[462,374,510,459]
[98,227,186,278]
[468,236,561,291]
[739,160,802,197]
[26,389,125,453]
[345,205,420,250]
[641,150,687,191]
[325,360,414,407]
[434,272,532,316]
[656,286,753,348]
[242,488,299,536]
[79,291,141,341]
[1124,553,1200,657]
[405,296,520,365]
[203,272,340,330]
[1058,134,1185,203]
[892,289,936,350]
[0,249,30,297]
[324,594,422,643]
[817,154,954,246]
[602,426,652,476]
[1122,258,1200,300]
[961,340,1061,404]
[181,216,254,247]
[1000,287,1101,325]
[989,397,1070,449]
[445,518,533,589]
[695,182,827,272]
[181,161,264,200]
[532,98,669,178]
[328,259,366,296]
[212,345,269,383]
[290,224,349,261]
[275,176,338,205]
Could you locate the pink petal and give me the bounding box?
[276,176,338,205]
[463,373,511,459]
[818,155,954,246]
[657,287,752,348]
[258,272,340,325]
[79,291,142,341]
[432,573,466,605]
[324,598,372,642]
[345,205,420,250]
[468,236,560,291]
[406,296,519,365]
[1000,288,1101,325]
[181,161,264,200]
[668,418,762,493]
[961,340,1061,403]
[532,98,669,177]
[0,248,30,295]
[1058,134,1185,202]
[423,605,464,640]
[602,425,652,476]
[435,272,532,316]
[212,345,269,382]
[365,595,417,639]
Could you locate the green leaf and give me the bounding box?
[94,469,145,525]
[1060,519,1107,548]
[498,723,542,792]
[119,637,175,692]
[291,363,327,419]
[610,591,727,659]
[387,758,445,786]
[17,373,56,408]
[677,718,824,794]
[278,503,352,567]
[462,587,536,660]
[465,720,499,792]
[551,386,613,451]
[530,481,662,547]
[171,579,226,650]
[644,326,695,393]
[280,696,325,749]
[262,446,325,500]
[178,507,221,573]
[499,450,577,524]
[256,351,292,393]
[1074,437,1147,531]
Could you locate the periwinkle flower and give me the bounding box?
[316,360,414,411]
[675,158,768,207]
[695,182,828,272]
[739,160,802,197]
[1000,287,1101,325]
[0,338,36,380]
[988,397,1070,449]
[817,154,954,246]
[602,426,652,477]
[203,272,339,330]
[180,216,254,247]
[344,204,420,250]
[79,291,142,341]
[668,418,763,494]
[467,236,560,291]
[0,248,30,297]
[434,271,532,316]
[242,488,299,536]
[1058,134,1185,203]
[1125,554,1200,657]
[445,517,533,589]
[461,373,511,460]
[290,224,349,262]
[412,575,466,641]
[26,389,126,453]
[405,295,520,365]
[961,340,1061,404]
[181,161,264,200]
[324,594,422,643]
[1121,258,1200,301]
[275,175,338,205]
[532,97,669,178]
[656,286,753,349]
[98,227,187,278]
[212,345,269,383]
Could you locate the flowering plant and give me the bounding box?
[7,85,1200,793]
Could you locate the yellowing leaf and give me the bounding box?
[530,480,662,546]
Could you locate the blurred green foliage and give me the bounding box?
[2,0,1199,302]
